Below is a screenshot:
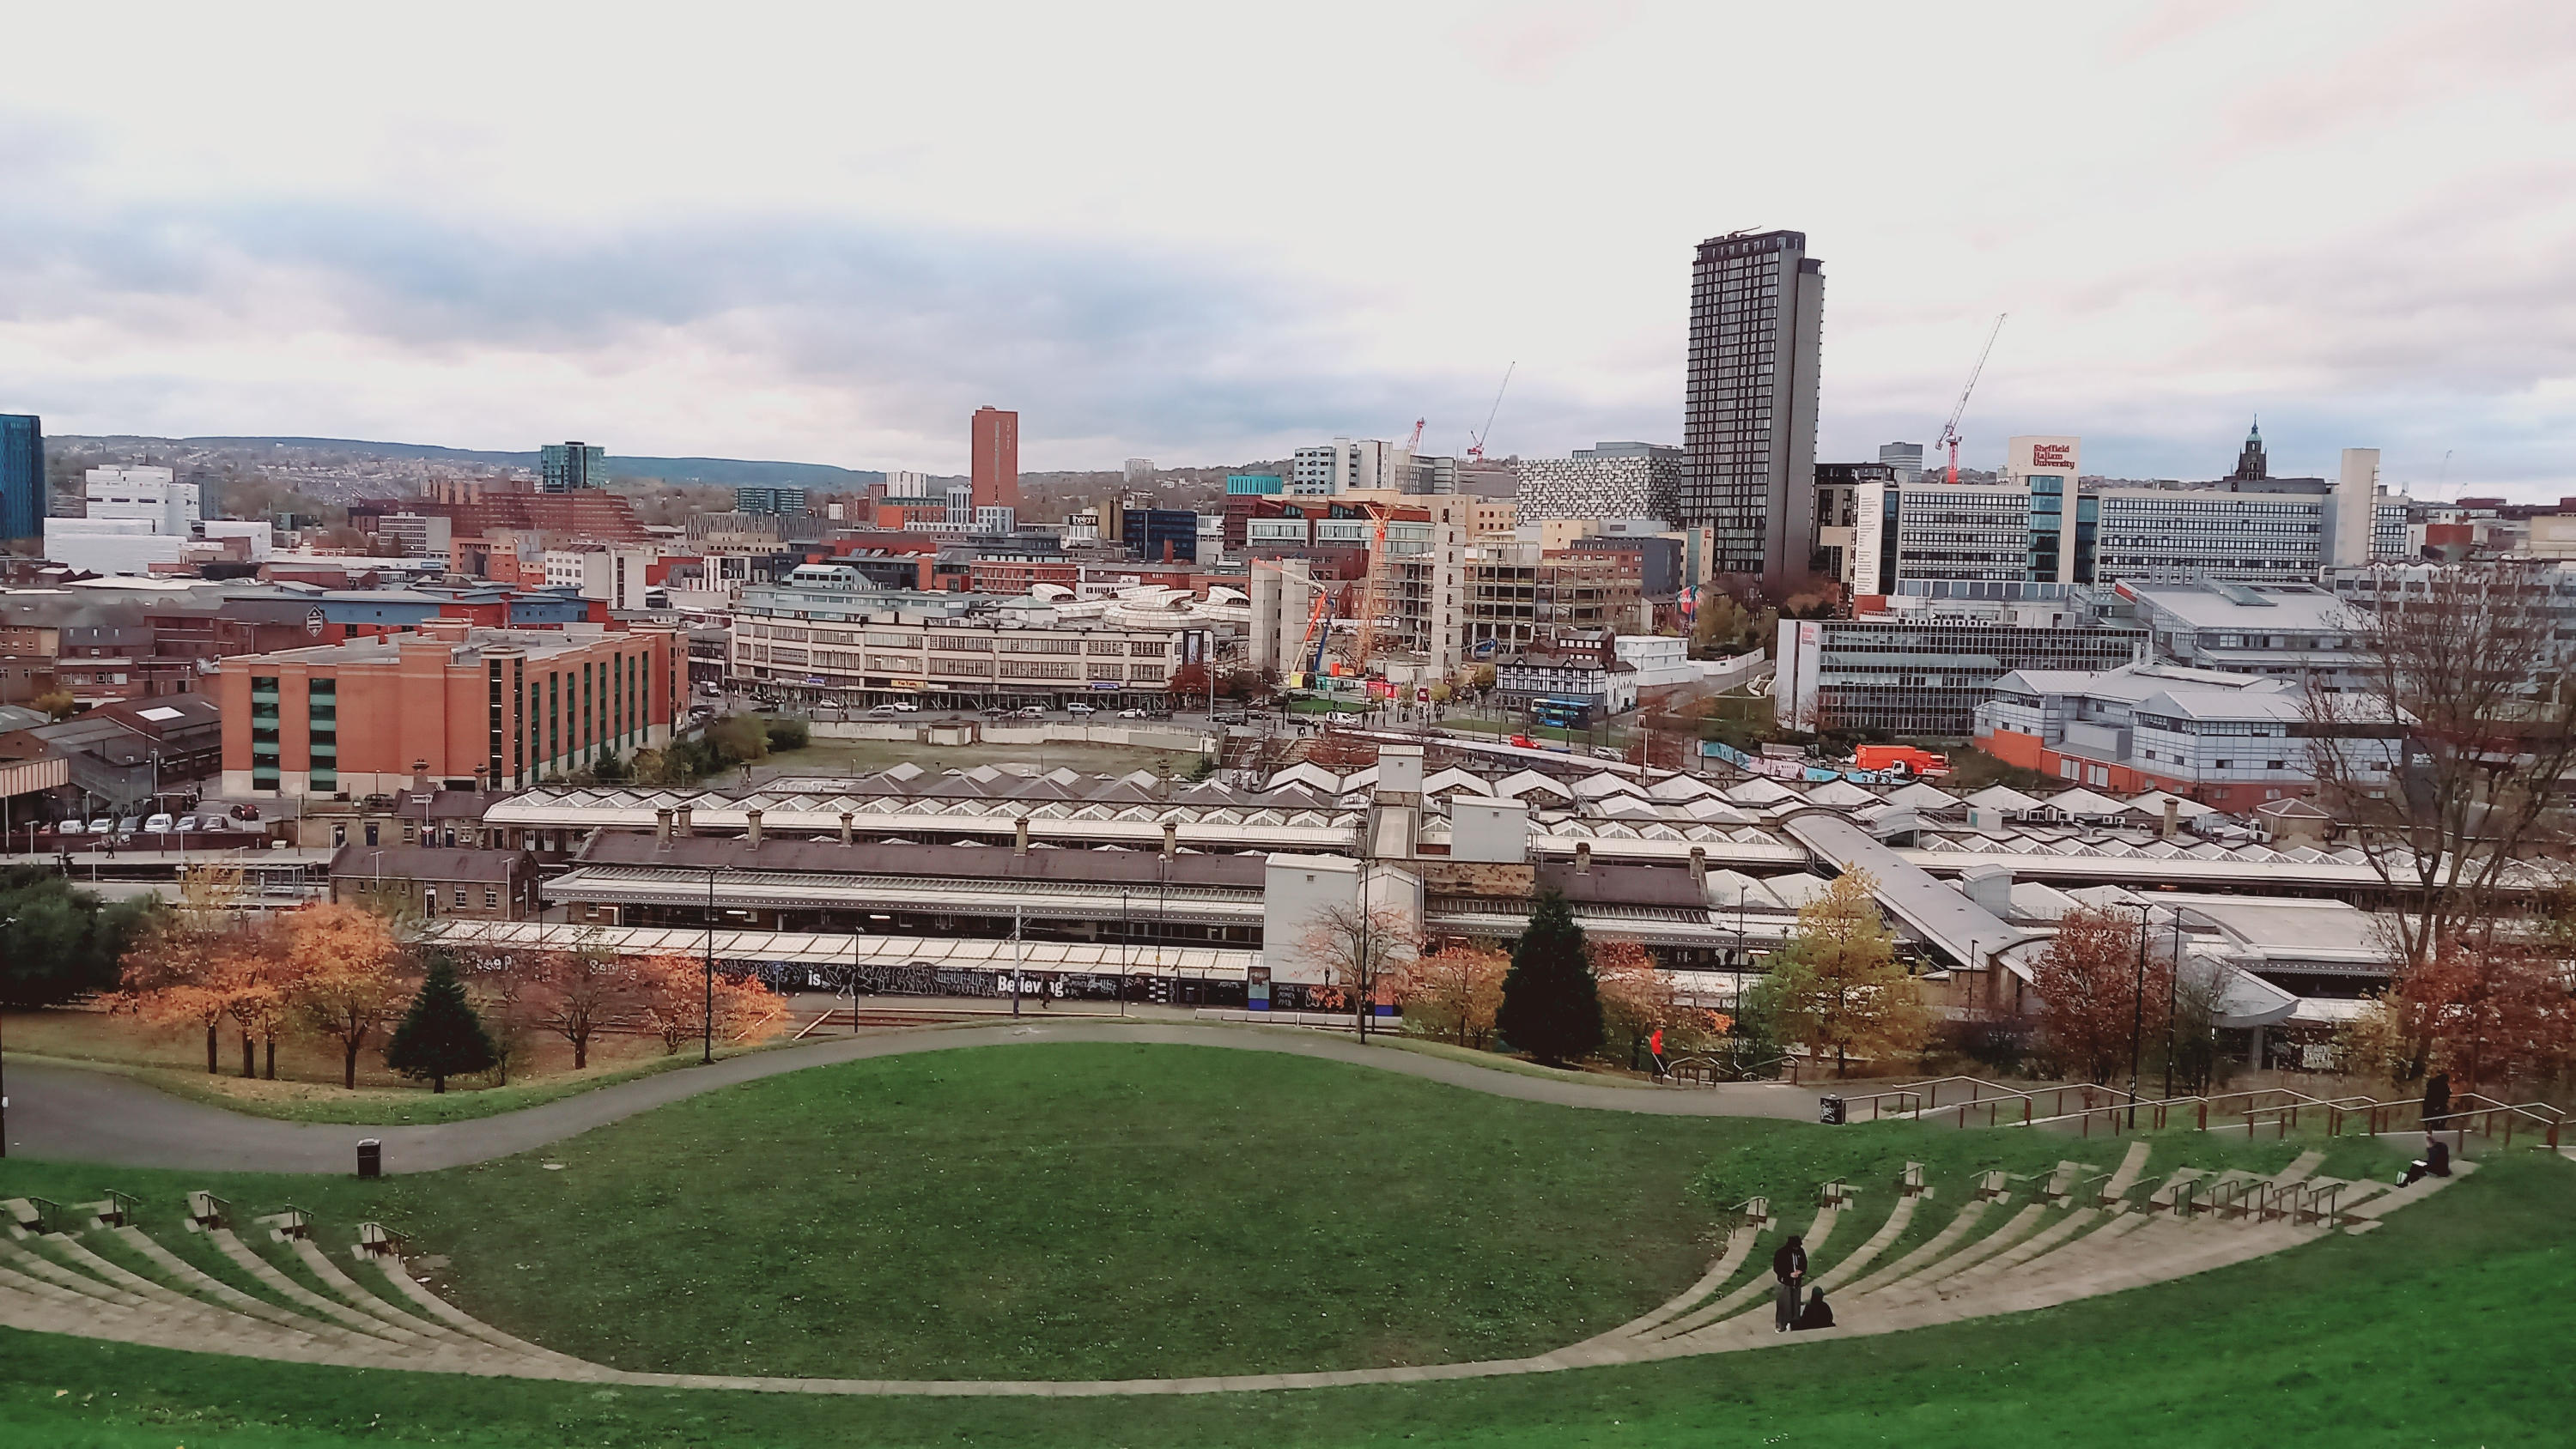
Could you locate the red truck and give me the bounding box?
[1853,744,1951,778]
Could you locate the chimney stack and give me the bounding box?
[838,810,854,846]
[1162,821,1179,859]
[1014,816,1030,856]
[1576,840,1592,875]
[674,803,694,838]
[1688,846,1706,886]
[655,808,673,847]
[411,759,429,793]
[744,808,763,849]
[473,764,489,795]
[2161,797,2181,841]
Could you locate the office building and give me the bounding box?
[1123,508,1200,564]
[1853,434,2406,591]
[1682,229,1824,586]
[1878,441,1924,487]
[1,414,42,543]
[1812,462,1894,584]
[539,442,606,494]
[1977,660,2402,809]
[2116,579,2366,686]
[217,621,683,797]
[1773,584,2145,735]
[733,486,809,516]
[42,468,272,576]
[1517,442,1682,523]
[1291,438,1396,495]
[971,406,1018,512]
[1124,458,1157,486]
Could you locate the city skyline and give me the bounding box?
[1,5,2572,494]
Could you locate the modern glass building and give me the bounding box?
[539,441,606,493]
[0,413,41,543]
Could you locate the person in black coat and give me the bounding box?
[1772,1234,1807,1332]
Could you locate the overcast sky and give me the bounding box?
[3,2,2572,494]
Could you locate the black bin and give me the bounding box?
[356,1138,382,1179]
[1818,1094,1846,1125]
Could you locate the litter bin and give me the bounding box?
[356,1139,382,1179]
[1818,1094,1846,1126]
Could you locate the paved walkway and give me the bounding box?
[6,1023,1820,1173]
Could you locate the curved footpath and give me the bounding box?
[5,1022,1818,1173]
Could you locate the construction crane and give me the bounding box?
[1352,516,1390,670]
[1932,315,2006,485]
[1465,362,1515,461]
[1400,417,1425,453]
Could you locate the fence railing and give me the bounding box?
[2000,1082,2565,1149]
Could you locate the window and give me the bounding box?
[483,888,499,908]
[2266,760,2286,771]
[2215,760,2233,770]
[364,822,379,846]
[453,888,467,908]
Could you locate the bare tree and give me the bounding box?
[1297,901,1418,1042]
[2307,563,2576,967]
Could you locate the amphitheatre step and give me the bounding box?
[1838,1197,1996,1298]
[1644,1204,1840,1341]
[1807,1193,1920,1294]
[0,1163,2486,1397]
[2103,1142,2154,1199]
[2269,1149,2327,1186]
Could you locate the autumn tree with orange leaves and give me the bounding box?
[1404,943,1509,1048]
[121,864,265,1076]
[2348,937,2576,1094]
[287,905,413,1088]
[633,953,787,1056]
[2030,906,2172,1087]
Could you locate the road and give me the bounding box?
[5,1022,1820,1175]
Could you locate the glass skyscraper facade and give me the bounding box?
[0,413,41,543]
[539,441,606,493]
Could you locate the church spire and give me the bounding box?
[2233,416,2268,481]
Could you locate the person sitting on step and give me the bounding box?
[1793,1287,1834,1331]
[2397,1133,2451,1187]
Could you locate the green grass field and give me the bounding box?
[2,1041,2567,1447]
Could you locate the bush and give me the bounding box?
[764,717,810,751]
[1,868,159,1006]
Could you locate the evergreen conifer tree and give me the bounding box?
[385,953,498,1093]
[1496,889,1602,1064]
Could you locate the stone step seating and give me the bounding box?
[0,1161,2486,1397]
[0,1196,606,1382]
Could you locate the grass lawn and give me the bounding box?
[1,1007,783,1125]
[1,1042,2567,1446]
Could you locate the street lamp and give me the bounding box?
[2122,900,2152,1131]
[2,912,15,1157]
[702,864,720,1064]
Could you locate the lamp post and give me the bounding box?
[702,865,719,1064]
[2165,913,2184,1100]
[2123,901,2151,1131]
[2,912,15,1156]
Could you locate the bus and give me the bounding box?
[1528,696,1594,731]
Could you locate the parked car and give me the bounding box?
[1066,702,1097,716]
[979,706,1010,718]
[199,815,231,832]
[1116,708,1148,719]
[118,815,143,834]
[144,813,174,834]
[1591,747,1624,761]
[56,819,84,835]
[1210,711,1249,725]
[888,700,920,713]
[1510,735,1534,749]
[174,815,201,833]
[868,703,902,717]
[88,817,114,834]
[229,803,261,821]
[1011,706,1047,719]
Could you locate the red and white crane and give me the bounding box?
[1933,314,2006,485]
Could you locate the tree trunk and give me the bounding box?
[432,1074,446,1094]
[264,1036,276,1080]
[205,1024,218,1075]
[573,1037,587,1070]
[241,1032,255,1078]
[343,1039,360,1090]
